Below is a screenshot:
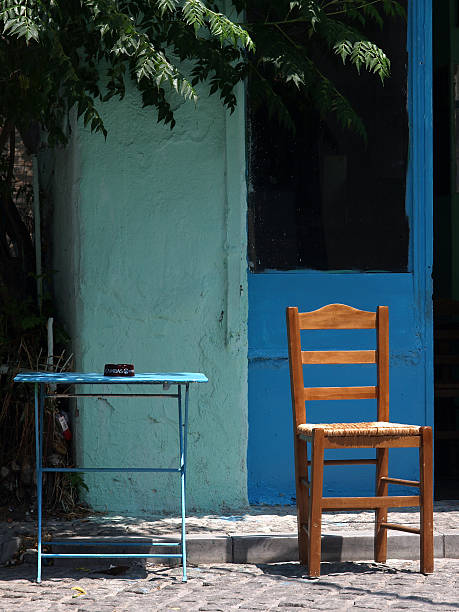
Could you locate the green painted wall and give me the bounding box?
[44,81,248,515]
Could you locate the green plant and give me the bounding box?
[0,1,405,302]
[62,473,89,510]
[0,0,404,145]
[239,0,405,140]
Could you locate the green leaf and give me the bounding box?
[156,0,178,16]
[333,40,391,81]
[182,0,206,30]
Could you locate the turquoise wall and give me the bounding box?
[45,81,248,515]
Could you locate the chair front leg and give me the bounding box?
[294,435,309,565]
[308,428,325,577]
[375,447,389,563]
[420,426,434,574]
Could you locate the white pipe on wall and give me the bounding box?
[47,317,54,371]
[32,154,42,311]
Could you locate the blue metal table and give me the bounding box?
[14,371,208,583]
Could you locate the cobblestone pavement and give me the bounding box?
[7,500,458,540]
[0,558,458,611]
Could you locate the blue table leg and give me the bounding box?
[178,384,189,582]
[35,383,44,583]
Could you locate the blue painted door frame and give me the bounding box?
[247,0,433,504]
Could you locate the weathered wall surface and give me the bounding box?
[46,82,248,515]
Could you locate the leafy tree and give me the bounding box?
[0,0,404,305]
[240,0,405,138]
[0,1,404,142]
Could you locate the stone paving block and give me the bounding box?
[187,535,232,564]
[387,532,444,559]
[293,531,446,563]
[238,606,271,610]
[321,533,374,561]
[232,535,298,564]
[444,531,459,558]
[0,535,21,564]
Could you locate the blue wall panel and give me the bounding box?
[247,0,433,506]
[248,273,429,504]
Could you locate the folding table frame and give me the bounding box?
[14,371,208,583]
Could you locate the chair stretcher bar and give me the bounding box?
[321,495,420,510]
[379,523,421,534]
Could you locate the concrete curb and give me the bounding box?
[14,531,459,567]
[0,535,21,564]
[202,532,456,563]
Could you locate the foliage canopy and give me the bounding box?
[0,0,405,312]
[0,0,405,147]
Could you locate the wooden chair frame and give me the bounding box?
[286,304,434,577]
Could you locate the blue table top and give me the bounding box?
[14,372,208,384]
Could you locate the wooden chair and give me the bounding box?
[286,304,434,577]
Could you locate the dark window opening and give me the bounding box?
[247,14,409,272]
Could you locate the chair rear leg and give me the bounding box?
[294,436,309,565]
[374,447,389,563]
[308,429,324,577]
[420,426,434,574]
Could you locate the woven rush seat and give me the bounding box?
[298,421,421,437]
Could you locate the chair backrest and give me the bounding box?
[286,304,389,428]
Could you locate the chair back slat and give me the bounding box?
[304,386,377,401]
[287,304,389,424]
[299,304,376,329]
[302,350,376,365]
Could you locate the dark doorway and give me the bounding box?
[433,1,459,499]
